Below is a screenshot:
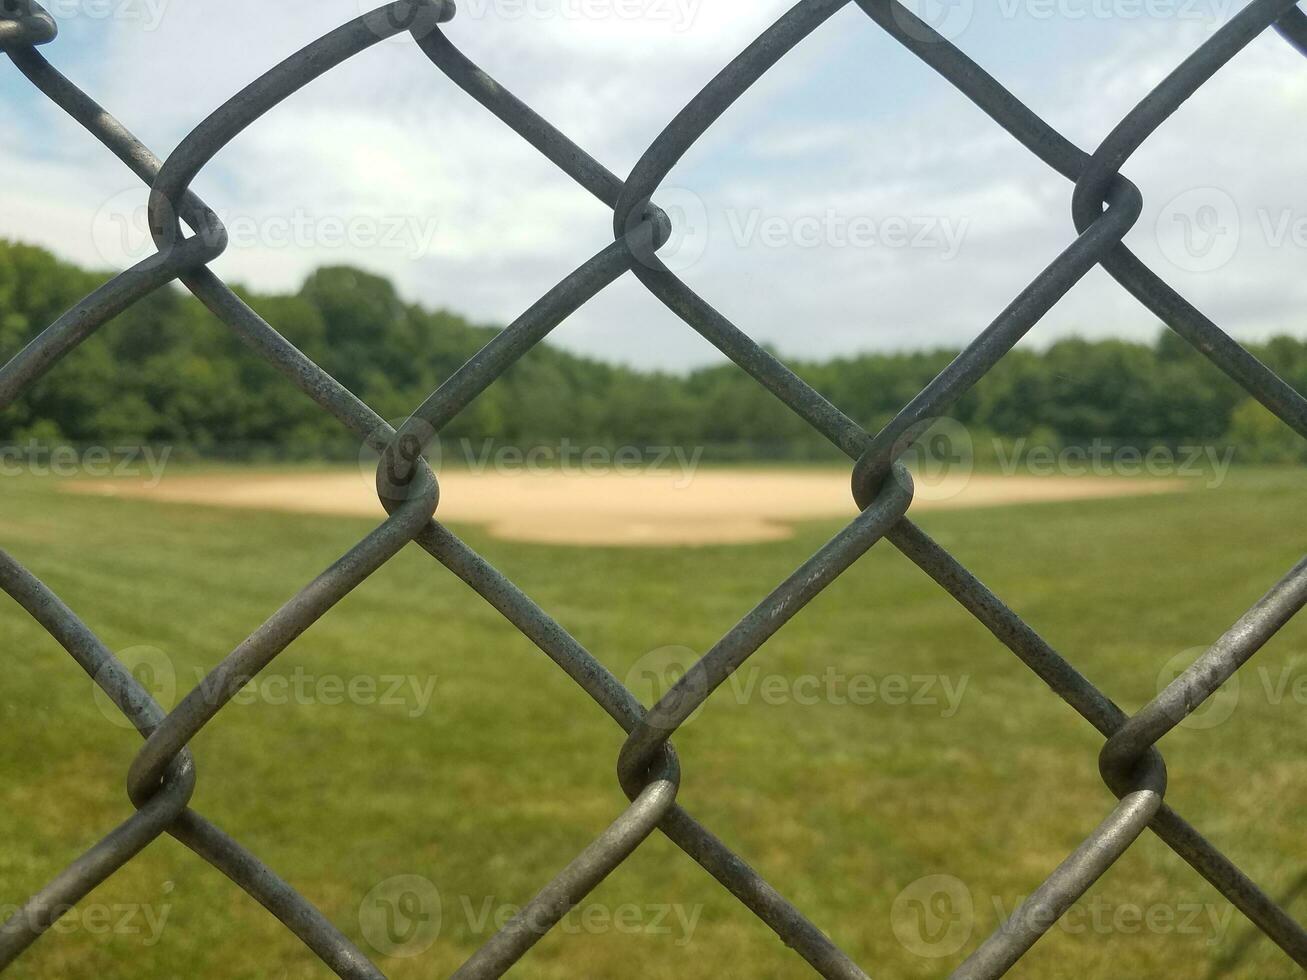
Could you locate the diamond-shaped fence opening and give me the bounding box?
[2,0,1307,976]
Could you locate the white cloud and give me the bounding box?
[3,1,1305,371]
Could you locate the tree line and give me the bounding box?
[2,238,1305,463]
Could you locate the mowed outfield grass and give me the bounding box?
[0,469,1304,979]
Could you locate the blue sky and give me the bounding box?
[3,0,1305,370]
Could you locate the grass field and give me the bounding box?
[0,468,1304,978]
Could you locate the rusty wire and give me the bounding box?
[2,0,1307,976]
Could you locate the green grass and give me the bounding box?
[0,470,1304,978]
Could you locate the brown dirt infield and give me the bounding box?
[63,468,1186,547]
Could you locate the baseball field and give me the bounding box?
[0,466,1303,978]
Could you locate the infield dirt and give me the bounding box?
[65,469,1187,546]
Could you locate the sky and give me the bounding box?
[2,0,1305,371]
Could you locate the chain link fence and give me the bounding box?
[2,0,1307,975]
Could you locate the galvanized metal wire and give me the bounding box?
[3,0,1307,975]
